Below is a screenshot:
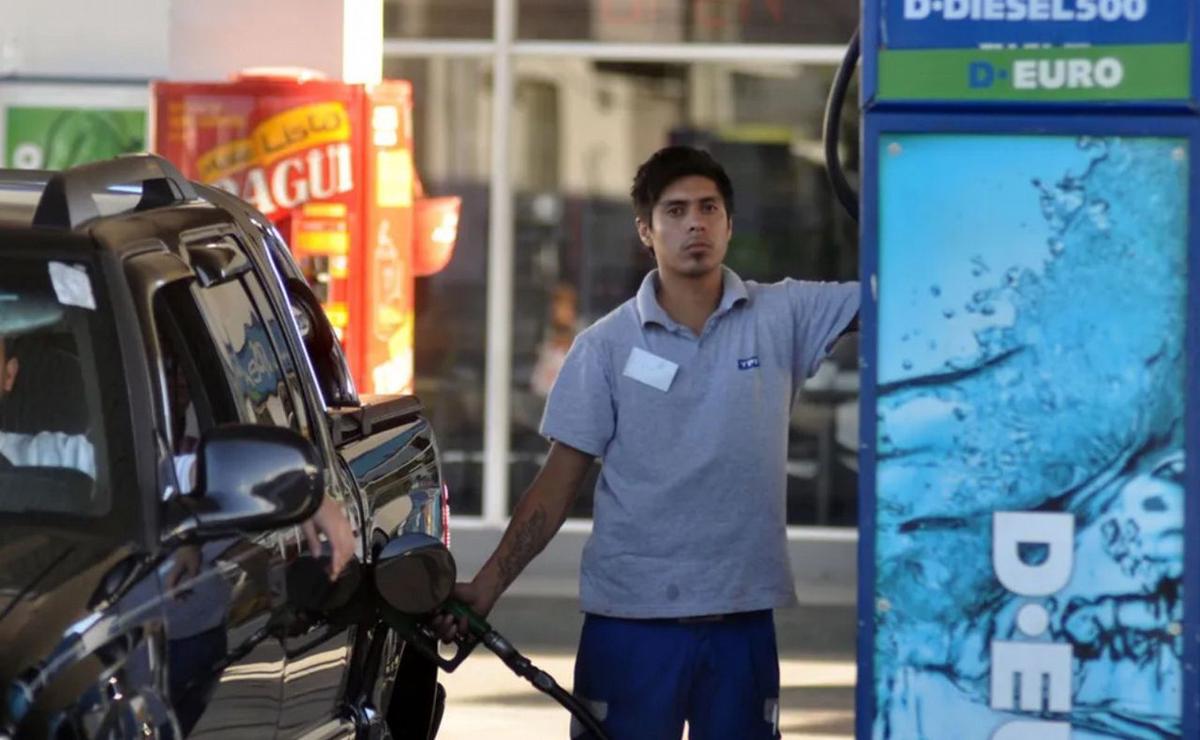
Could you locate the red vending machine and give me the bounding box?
[152,72,458,394]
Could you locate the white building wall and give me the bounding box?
[0,0,379,83]
[168,0,381,83]
[0,0,169,78]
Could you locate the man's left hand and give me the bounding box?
[302,495,356,580]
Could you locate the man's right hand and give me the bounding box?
[429,442,593,643]
[432,577,498,643]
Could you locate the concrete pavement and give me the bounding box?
[434,596,856,739]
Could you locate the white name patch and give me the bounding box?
[623,347,678,392]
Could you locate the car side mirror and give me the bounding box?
[373,533,456,615]
[170,424,324,539]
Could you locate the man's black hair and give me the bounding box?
[630,145,735,226]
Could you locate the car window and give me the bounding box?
[159,318,205,455]
[151,282,241,494]
[253,220,359,408]
[192,278,304,433]
[0,255,129,518]
[240,273,311,436]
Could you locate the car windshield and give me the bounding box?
[0,254,125,518]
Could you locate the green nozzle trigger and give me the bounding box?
[443,599,493,636]
[375,599,483,673]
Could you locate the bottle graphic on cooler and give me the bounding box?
[372,218,413,394]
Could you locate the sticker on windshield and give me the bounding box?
[48,261,96,310]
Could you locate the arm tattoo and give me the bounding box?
[495,506,548,598]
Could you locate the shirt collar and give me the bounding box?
[635,266,749,330]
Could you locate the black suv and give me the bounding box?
[0,156,449,739]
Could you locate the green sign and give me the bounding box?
[879,44,1190,102]
[5,106,146,169]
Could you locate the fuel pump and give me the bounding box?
[844,3,1198,739]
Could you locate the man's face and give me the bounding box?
[637,175,732,280]
[0,338,17,401]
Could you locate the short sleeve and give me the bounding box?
[173,453,198,496]
[788,280,860,379]
[538,334,616,458]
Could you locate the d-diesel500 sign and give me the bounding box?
[903,0,1147,22]
[874,0,1192,102]
[885,0,1183,47]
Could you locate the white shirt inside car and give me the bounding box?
[0,430,95,477]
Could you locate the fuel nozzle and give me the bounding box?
[442,599,493,638]
[439,600,530,674]
[436,600,609,739]
[368,534,607,737]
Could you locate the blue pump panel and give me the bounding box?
[857,112,1200,739]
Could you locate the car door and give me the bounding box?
[247,214,448,738]
[186,254,361,739]
[142,267,292,739]
[0,250,174,739]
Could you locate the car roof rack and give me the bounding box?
[32,153,198,231]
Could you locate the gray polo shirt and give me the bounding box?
[540,266,859,619]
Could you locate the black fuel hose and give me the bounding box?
[823,26,861,222]
[480,630,610,739]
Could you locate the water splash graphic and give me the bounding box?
[874,136,1187,739]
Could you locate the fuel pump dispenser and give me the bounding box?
[851,3,1198,739]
